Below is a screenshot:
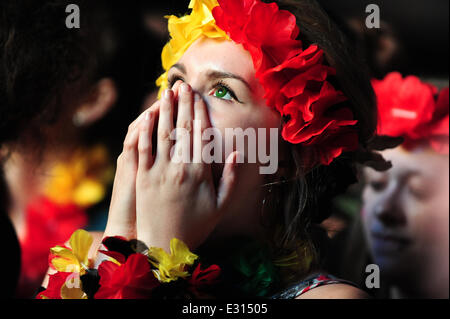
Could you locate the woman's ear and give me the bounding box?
[72,78,117,127]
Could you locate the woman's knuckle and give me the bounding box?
[159,129,172,141]
[171,165,188,184]
[123,139,134,151]
[161,101,172,112]
[181,120,192,133]
[138,143,149,154]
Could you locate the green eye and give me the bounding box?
[214,86,233,100]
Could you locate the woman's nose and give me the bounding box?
[374,187,406,227]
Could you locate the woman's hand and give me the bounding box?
[103,108,147,239]
[135,83,239,252]
[103,83,183,240]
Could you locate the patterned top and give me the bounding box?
[271,273,359,299]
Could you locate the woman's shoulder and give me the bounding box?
[272,273,369,299]
[295,283,369,299]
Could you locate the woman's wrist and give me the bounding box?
[138,231,176,253]
[103,220,136,240]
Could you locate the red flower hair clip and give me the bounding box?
[372,72,449,154]
[212,0,358,167]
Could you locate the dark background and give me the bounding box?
[318,0,449,78]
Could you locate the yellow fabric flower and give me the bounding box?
[60,274,88,299]
[44,145,113,207]
[156,0,229,97]
[148,238,198,283]
[51,229,93,275]
[72,178,105,207]
[60,284,88,299]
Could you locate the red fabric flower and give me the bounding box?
[95,253,159,299]
[213,0,358,168]
[98,250,127,265]
[372,72,436,137]
[188,263,221,287]
[18,197,87,297]
[372,72,449,154]
[36,272,71,299]
[212,0,256,44]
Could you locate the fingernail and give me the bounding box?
[235,152,244,163]
[181,83,191,93]
[164,89,172,99]
[194,93,201,102]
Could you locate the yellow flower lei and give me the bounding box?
[50,229,93,275]
[44,230,200,299]
[156,0,229,97]
[44,145,114,208]
[148,238,199,283]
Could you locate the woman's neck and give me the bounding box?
[209,182,267,243]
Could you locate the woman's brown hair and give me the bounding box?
[259,0,382,287]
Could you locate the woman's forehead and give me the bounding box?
[365,147,449,179]
[178,37,255,79]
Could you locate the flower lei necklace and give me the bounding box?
[37,231,305,299]
[37,230,222,299]
[157,0,359,169]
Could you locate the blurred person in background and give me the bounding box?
[139,1,192,109]
[362,72,449,298]
[0,0,147,297]
[314,1,449,296]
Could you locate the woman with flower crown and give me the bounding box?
[362,73,449,298]
[39,0,391,299]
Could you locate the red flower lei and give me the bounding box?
[212,0,359,166]
[37,233,223,299]
[17,145,113,297]
[95,254,160,299]
[18,197,87,297]
[36,272,73,299]
[372,72,449,154]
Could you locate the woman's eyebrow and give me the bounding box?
[206,70,252,91]
[171,63,186,74]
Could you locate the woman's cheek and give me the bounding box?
[415,196,449,247]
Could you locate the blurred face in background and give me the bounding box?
[362,146,449,296]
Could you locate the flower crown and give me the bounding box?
[372,72,449,154]
[157,0,359,168]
